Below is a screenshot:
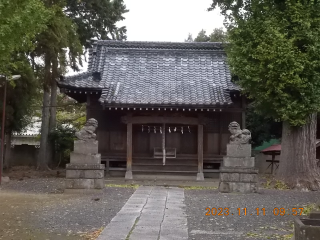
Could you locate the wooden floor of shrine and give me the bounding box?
[102,155,222,179]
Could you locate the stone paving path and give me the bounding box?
[97,186,188,240]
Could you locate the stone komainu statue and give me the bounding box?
[228,121,251,144]
[75,118,98,140]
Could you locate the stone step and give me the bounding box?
[132,165,198,172]
[133,173,197,181]
[132,159,197,166]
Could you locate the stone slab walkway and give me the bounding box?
[97,186,188,240]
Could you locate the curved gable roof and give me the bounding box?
[58,41,240,107]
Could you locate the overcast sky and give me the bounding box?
[68,0,224,75]
[120,0,224,41]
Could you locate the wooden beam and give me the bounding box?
[103,104,245,112]
[197,124,204,181]
[121,116,202,125]
[125,120,133,180]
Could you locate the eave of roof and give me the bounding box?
[93,40,226,50]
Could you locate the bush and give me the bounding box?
[49,124,76,167]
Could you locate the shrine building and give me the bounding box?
[57,40,245,180]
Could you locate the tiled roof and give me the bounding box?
[58,41,240,107]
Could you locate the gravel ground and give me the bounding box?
[0,178,135,240]
[2,177,320,240]
[185,188,320,240]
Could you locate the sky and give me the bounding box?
[67,0,224,75]
[119,0,224,42]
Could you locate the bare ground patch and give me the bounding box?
[0,178,135,240]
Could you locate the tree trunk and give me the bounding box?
[37,89,51,170]
[3,133,11,169]
[277,113,320,190]
[37,54,51,171]
[48,79,57,167]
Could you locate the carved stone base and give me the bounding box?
[219,143,258,194]
[70,153,101,164]
[65,178,104,189]
[219,181,258,193]
[125,171,133,180]
[196,172,204,181]
[219,167,259,193]
[226,144,251,157]
[66,169,104,179]
[66,164,105,170]
[74,140,98,154]
[223,156,255,168]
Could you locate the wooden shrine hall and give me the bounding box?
[58,40,245,180]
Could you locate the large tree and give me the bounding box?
[0,56,41,169]
[35,0,128,170]
[65,0,128,46]
[0,0,50,169]
[210,0,320,189]
[246,103,282,148]
[187,28,282,146]
[34,1,82,170]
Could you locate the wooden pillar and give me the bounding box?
[271,153,275,175]
[125,121,133,180]
[162,123,166,165]
[86,94,91,120]
[197,124,204,181]
[219,113,222,155]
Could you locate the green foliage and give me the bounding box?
[193,28,227,42]
[301,203,320,216]
[264,179,289,190]
[0,55,40,133]
[274,180,290,190]
[33,2,83,77]
[246,103,282,147]
[0,0,51,76]
[188,26,280,145]
[105,184,140,189]
[185,33,194,42]
[208,28,227,42]
[210,0,320,126]
[65,0,128,47]
[181,186,218,190]
[194,29,211,42]
[56,94,86,130]
[49,124,75,165]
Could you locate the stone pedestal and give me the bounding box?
[294,211,320,240]
[65,140,105,190]
[219,144,259,193]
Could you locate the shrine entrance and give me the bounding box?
[123,114,204,180]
